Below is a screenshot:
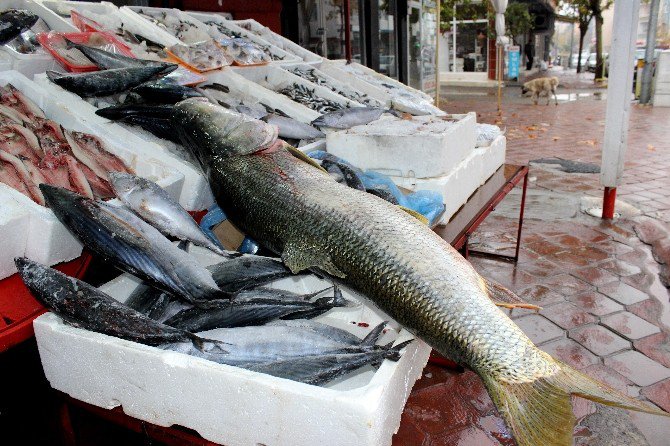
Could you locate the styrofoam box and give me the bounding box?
[0,0,77,78]
[205,68,321,124]
[116,6,183,48]
[297,138,327,154]
[282,63,385,108]
[390,135,507,225]
[0,71,184,279]
[235,18,323,65]
[0,52,12,72]
[654,94,670,107]
[34,246,431,446]
[36,1,122,31]
[326,113,477,178]
[186,12,301,65]
[328,60,433,103]
[33,73,214,211]
[319,60,394,107]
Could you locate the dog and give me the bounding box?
[521,76,559,105]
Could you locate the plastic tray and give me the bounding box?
[36,31,135,72]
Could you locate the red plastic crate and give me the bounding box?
[0,254,92,353]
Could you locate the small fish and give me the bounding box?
[14,257,223,350]
[311,107,386,129]
[124,284,172,320]
[235,104,267,120]
[365,186,399,205]
[46,65,176,98]
[40,184,228,305]
[206,255,292,293]
[64,38,177,72]
[320,159,365,191]
[163,287,341,332]
[109,172,228,256]
[0,9,38,45]
[263,114,324,141]
[131,79,203,104]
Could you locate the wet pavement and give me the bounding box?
[393,68,670,445]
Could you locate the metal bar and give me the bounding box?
[435,0,440,106]
[397,0,409,83]
[344,0,352,62]
[640,0,661,104]
[514,170,529,262]
[602,187,617,219]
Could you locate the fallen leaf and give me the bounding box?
[526,126,537,131]
[579,140,597,146]
[647,144,656,151]
[553,137,561,141]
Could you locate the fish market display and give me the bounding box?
[0,83,133,203]
[0,9,38,46]
[64,38,175,72]
[168,40,233,72]
[131,78,204,103]
[311,107,387,129]
[46,65,176,98]
[170,99,669,446]
[109,172,226,255]
[206,255,292,293]
[198,19,275,63]
[134,9,210,44]
[95,104,179,143]
[41,184,229,305]
[277,83,346,114]
[288,66,379,107]
[263,114,324,140]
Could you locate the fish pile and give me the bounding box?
[277,83,346,114]
[0,9,49,54]
[0,83,133,204]
[199,19,275,63]
[135,9,210,45]
[16,175,408,386]
[167,98,670,446]
[168,40,233,72]
[287,66,379,107]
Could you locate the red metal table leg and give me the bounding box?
[514,170,529,262]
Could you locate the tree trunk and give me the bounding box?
[577,25,586,73]
[594,12,604,78]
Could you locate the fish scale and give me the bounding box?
[172,99,670,446]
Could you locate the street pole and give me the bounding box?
[640,0,661,104]
[569,22,574,68]
[435,0,441,107]
[344,0,352,62]
[600,0,640,219]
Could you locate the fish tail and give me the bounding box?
[361,321,387,347]
[188,333,229,354]
[481,359,669,446]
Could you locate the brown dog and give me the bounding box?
[521,76,559,105]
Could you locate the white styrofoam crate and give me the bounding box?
[205,68,321,124]
[34,246,431,446]
[319,60,393,107]
[0,0,77,78]
[35,0,119,29]
[0,52,12,72]
[390,135,507,224]
[282,63,385,108]
[654,94,670,107]
[33,73,214,211]
[231,64,362,116]
[124,6,213,45]
[235,18,323,65]
[0,187,31,278]
[326,113,477,178]
[117,6,183,48]
[186,12,301,65]
[0,71,185,279]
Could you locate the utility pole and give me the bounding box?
[640,0,661,104]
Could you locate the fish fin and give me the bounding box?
[361,321,387,347]
[481,359,669,446]
[398,206,429,225]
[285,144,329,174]
[177,240,190,251]
[282,240,346,278]
[481,276,541,311]
[46,70,62,82]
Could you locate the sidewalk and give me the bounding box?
[393,72,670,445]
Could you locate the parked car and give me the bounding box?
[570,52,589,69]
[632,48,663,91]
[587,52,608,73]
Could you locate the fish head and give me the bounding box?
[172,99,278,164]
[109,171,142,196]
[2,9,39,30]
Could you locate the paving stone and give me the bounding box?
[634,332,670,369]
[598,281,649,305]
[541,338,599,370]
[604,350,670,387]
[541,301,597,329]
[569,291,624,316]
[582,364,633,392]
[600,312,661,341]
[570,266,619,287]
[596,258,642,277]
[569,324,631,356]
[634,216,669,244]
[627,299,662,326]
[516,284,566,307]
[403,383,478,435]
[514,314,564,345]
[641,378,670,412]
[652,238,670,266]
[541,273,593,296]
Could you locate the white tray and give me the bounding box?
[34,246,431,446]
[0,0,77,78]
[33,72,214,212]
[0,71,184,279]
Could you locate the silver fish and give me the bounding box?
[263,113,324,140]
[311,107,386,129]
[109,172,228,256]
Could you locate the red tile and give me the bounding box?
[541,302,597,329]
[569,324,631,356]
[600,312,661,341]
[641,378,670,412]
[598,281,649,305]
[541,338,599,370]
[568,291,624,316]
[514,314,564,345]
[604,350,670,387]
[634,332,670,369]
[570,267,619,287]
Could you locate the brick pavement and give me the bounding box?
[392,71,670,445]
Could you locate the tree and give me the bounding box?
[505,2,534,43]
[561,0,593,73]
[589,0,614,79]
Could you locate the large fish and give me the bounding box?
[46,66,175,97]
[0,9,38,45]
[171,99,669,446]
[64,39,177,72]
